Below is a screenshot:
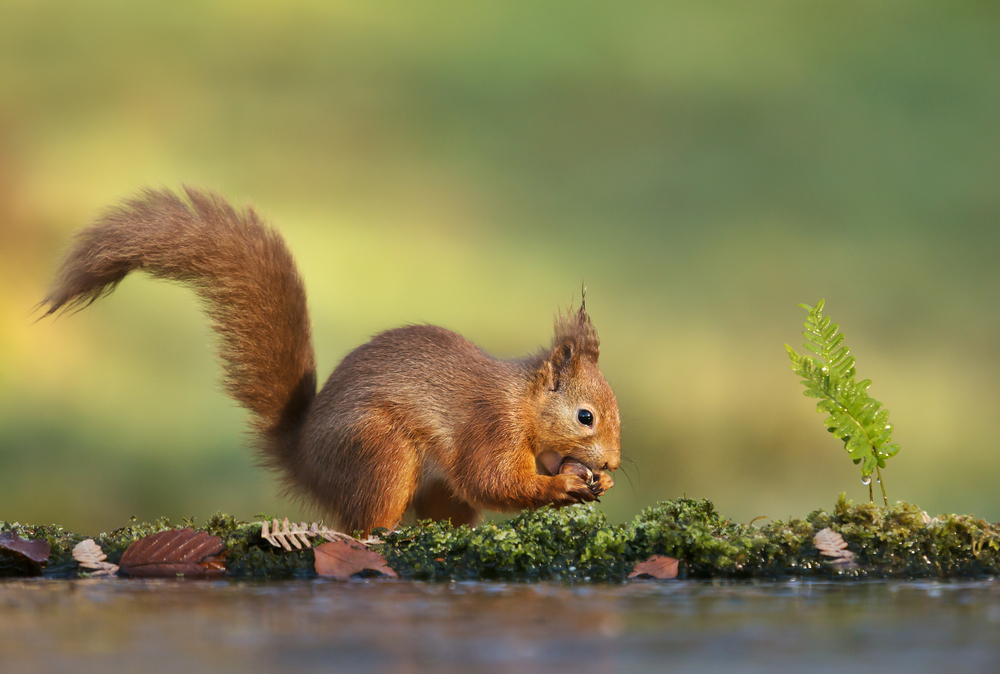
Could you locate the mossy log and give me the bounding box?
[2,496,998,580]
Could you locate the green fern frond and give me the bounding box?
[786,300,900,503]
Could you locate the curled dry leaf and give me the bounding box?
[0,531,51,575]
[72,539,119,576]
[627,555,680,580]
[261,518,380,551]
[813,527,857,568]
[119,528,227,578]
[313,539,398,580]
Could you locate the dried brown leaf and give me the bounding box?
[72,539,119,576]
[314,539,398,580]
[119,528,227,578]
[627,555,679,580]
[813,527,857,568]
[0,532,50,575]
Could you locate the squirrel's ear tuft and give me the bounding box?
[551,301,601,364]
[533,297,601,392]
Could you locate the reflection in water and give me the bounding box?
[1,579,999,673]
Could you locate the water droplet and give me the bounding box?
[861,475,872,485]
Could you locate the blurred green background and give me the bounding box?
[1,1,998,535]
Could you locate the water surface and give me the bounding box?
[2,579,998,673]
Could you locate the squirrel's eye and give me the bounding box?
[577,409,594,426]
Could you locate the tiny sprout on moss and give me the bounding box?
[787,300,900,505]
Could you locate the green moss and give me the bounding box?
[204,514,315,579]
[4,497,1000,580]
[628,498,756,576]
[379,504,631,581]
[809,494,1000,577]
[379,497,1000,580]
[1,514,317,579]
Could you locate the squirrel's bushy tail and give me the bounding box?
[43,187,317,463]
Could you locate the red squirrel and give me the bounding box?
[43,187,621,534]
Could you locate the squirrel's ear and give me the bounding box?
[533,344,574,393]
[533,359,558,393]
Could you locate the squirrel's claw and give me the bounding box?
[589,470,615,497]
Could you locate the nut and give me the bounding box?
[558,458,594,486]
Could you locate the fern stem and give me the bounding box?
[868,481,874,504]
[875,465,887,506]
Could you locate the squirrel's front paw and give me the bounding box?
[548,474,599,506]
[556,459,614,500]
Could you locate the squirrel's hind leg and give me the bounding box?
[411,480,481,527]
[299,409,420,535]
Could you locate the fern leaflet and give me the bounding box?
[786,300,900,504]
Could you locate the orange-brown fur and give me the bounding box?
[43,187,621,534]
